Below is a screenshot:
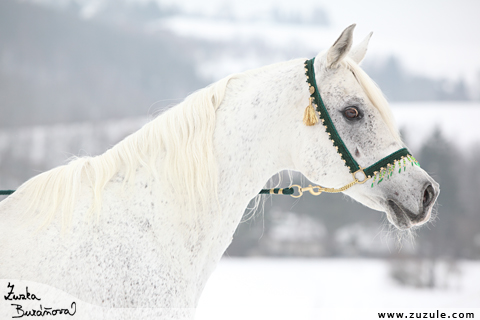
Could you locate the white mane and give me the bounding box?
[14,74,237,227]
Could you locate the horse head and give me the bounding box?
[293,24,439,230]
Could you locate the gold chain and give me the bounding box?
[290,180,358,198]
[289,168,368,198]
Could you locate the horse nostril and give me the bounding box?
[423,184,435,208]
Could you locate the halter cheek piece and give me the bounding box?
[260,58,419,198]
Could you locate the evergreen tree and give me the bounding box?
[416,127,465,258]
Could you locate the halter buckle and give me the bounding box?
[352,168,368,184]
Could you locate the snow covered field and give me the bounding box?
[196,258,480,320]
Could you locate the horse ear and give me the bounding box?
[349,32,373,64]
[326,24,356,68]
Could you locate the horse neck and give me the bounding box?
[0,59,310,311]
[213,58,306,218]
[81,59,309,306]
[160,59,308,302]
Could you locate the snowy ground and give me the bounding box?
[196,258,480,320]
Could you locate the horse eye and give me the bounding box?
[343,107,360,120]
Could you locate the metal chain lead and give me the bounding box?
[289,178,359,198]
[261,168,368,198]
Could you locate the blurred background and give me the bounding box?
[0,0,479,317]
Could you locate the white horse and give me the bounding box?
[0,25,439,319]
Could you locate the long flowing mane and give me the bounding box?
[11,74,237,227]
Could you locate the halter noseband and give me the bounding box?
[260,58,419,197]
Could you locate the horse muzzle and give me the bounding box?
[386,182,439,230]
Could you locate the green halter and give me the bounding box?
[260,58,419,197]
[305,57,419,181]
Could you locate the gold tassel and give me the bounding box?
[303,97,318,126]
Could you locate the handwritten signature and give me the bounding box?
[4,282,41,301]
[4,282,76,318]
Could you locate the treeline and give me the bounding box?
[227,128,480,260]
[0,0,204,128]
[364,57,470,101]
